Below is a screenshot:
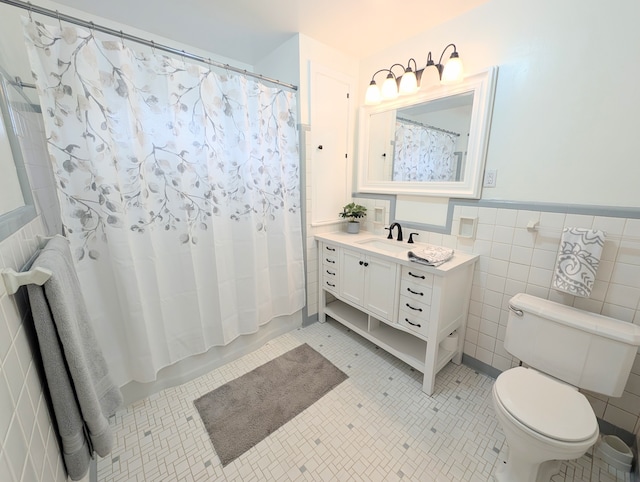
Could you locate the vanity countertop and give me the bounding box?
[315,231,478,274]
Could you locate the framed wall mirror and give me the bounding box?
[357,67,497,198]
[0,68,36,241]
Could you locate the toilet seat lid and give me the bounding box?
[494,367,598,443]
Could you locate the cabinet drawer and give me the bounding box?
[400,277,433,305]
[402,266,434,287]
[322,243,339,267]
[399,294,430,317]
[323,265,338,291]
[322,274,339,293]
[398,309,430,338]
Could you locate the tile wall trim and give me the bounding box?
[354,194,640,233]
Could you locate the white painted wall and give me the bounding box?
[359,0,640,208]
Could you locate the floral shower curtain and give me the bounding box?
[24,20,305,385]
[392,120,457,182]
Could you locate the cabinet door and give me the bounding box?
[310,63,352,225]
[364,255,398,322]
[340,249,365,306]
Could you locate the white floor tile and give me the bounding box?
[98,319,631,481]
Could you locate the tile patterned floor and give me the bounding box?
[97,319,632,481]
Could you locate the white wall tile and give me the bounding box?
[605,284,640,310]
[603,404,637,433]
[492,226,514,244]
[496,209,517,227]
[509,245,533,266]
[0,218,60,482]
[564,214,594,229]
[458,208,640,435]
[539,212,566,229]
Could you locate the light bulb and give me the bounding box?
[365,82,381,105]
[399,70,418,95]
[381,73,398,100]
[441,55,464,84]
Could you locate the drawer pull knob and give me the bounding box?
[326,281,335,287]
[359,260,363,266]
[405,318,421,328]
[325,246,336,251]
[407,287,423,296]
[408,271,425,279]
[326,258,335,263]
[364,262,369,267]
[326,270,335,275]
[406,303,423,312]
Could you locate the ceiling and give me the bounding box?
[53,0,491,66]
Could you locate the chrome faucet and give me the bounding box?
[386,222,403,242]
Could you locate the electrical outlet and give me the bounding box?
[484,169,497,188]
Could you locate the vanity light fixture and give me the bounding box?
[364,43,464,105]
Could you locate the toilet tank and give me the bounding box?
[505,293,640,397]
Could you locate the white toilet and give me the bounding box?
[492,293,640,482]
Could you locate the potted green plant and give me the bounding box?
[339,202,367,234]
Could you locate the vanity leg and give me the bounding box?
[422,341,438,396]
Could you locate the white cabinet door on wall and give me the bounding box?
[310,63,352,226]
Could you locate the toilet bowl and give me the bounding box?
[491,294,640,482]
[492,367,599,482]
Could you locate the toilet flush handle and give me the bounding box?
[508,304,523,317]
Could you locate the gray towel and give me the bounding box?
[552,227,605,298]
[26,236,122,481]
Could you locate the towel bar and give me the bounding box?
[0,235,62,295]
[1,266,53,295]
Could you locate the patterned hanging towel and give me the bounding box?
[552,227,605,298]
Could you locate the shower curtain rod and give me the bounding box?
[0,0,298,91]
[396,116,460,137]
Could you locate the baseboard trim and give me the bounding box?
[461,354,501,379]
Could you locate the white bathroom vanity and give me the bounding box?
[315,231,478,395]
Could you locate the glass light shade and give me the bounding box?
[399,70,418,95]
[364,82,382,105]
[441,56,464,84]
[381,74,399,100]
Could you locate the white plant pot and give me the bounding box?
[346,222,360,234]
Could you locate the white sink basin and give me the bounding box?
[356,238,409,254]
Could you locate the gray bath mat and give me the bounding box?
[193,343,348,466]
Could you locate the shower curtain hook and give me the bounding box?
[150,40,156,55]
[56,10,62,29]
[27,2,33,21]
[120,30,125,49]
[89,21,95,38]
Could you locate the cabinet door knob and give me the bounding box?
[364,262,369,267]
[317,145,323,150]
[359,260,364,266]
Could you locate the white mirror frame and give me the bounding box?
[357,66,498,198]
